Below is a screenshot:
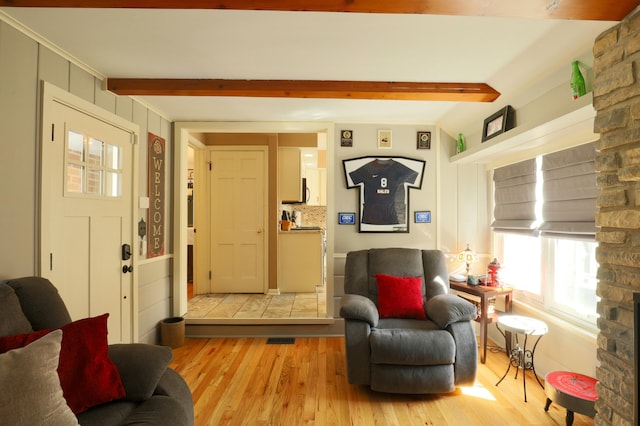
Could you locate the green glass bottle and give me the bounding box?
[570,61,586,100]
[456,133,465,154]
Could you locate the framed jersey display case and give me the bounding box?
[343,156,425,232]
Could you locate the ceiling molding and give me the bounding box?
[106,79,501,103]
[0,0,638,21]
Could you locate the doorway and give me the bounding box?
[173,122,334,323]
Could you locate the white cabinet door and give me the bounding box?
[278,232,323,292]
[278,147,301,202]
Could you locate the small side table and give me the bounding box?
[495,315,548,402]
[544,371,597,426]
[449,281,513,364]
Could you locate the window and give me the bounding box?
[66,130,122,197]
[492,142,599,328]
[496,233,598,327]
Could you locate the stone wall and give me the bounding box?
[593,10,640,426]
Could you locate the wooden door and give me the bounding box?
[210,148,267,293]
[41,90,135,343]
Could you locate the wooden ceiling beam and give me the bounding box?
[106,79,501,102]
[1,0,638,21]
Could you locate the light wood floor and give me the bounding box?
[170,337,595,426]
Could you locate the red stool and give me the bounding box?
[544,371,597,426]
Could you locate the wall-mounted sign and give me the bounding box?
[415,211,431,223]
[147,133,165,258]
[339,212,356,225]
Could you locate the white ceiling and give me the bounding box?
[0,8,617,130]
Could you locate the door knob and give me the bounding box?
[122,265,133,273]
[257,229,262,234]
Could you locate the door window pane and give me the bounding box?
[106,144,121,170]
[65,131,122,198]
[67,164,84,193]
[67,131,84,161]
[87,137,103,166]
[105,172,121,198]
[86,168,102,195]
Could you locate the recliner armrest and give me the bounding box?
[427,294,477,329]
[108,344,173,402]
[339,294,379,327]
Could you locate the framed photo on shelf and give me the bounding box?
[377,129,392,149]
[343,156,425,233]
[482,105,515,142]
[417,131,431,150]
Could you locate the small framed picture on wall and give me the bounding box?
[378,130,392,149]
[340,129,353,147]
[417,131,431,150]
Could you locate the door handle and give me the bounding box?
[257,229,262,234]
[122,265,133,273]
[122,244,132,261]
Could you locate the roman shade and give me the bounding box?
[540,142,597,239]
[491,158,538,234]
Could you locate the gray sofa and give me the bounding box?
[0,276,194,425]
[339,248,478,393]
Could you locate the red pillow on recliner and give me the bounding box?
[375,274,427,320]
[0,313,125,414]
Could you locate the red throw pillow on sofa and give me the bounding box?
[0,313,125,414]
[375,274,427,320]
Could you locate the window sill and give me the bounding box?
[512,299,598,342]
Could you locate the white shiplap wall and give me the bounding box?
[0,20,173,344]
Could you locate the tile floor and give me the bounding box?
[185,287,327,319]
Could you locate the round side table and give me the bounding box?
[495,314,548,402]
[544,371,597,426]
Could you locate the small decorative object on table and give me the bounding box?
[487,258,502,287]
[455,243,478,276]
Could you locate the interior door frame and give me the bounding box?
[40,81,140,341]
[173,122,335,319]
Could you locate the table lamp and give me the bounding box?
[456,243,478,276]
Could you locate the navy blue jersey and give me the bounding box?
[348,159,419,225]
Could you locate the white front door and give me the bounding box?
[210,148,267,293]
[40,85,136,343]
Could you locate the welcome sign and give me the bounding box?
[148,133,165,257]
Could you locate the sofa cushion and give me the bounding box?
[0,283,33,337]
[370,327,455,365]
[108,343,173,401]
[0,313,125,414]
[0,330,80,425]
[375,274,426,320]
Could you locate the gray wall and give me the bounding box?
[0,21,173,344]
[330,124,490,318]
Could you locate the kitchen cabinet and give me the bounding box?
[278,147,302,202]
[305,168,327,206]
[278,230,323,292]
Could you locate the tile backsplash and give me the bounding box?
[281,205,327,228]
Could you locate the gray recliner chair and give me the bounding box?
[339,248,478,393]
